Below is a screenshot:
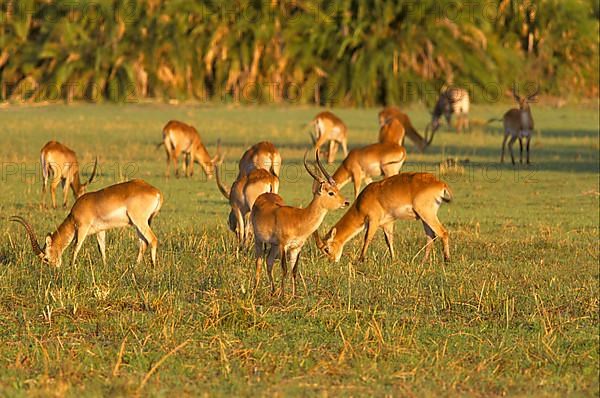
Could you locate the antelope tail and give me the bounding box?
[40,154,48,181]
[486,117,503,124]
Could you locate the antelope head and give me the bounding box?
[512,83,538,112]
[315,227,344,262]
[199,140,221,180]
[76,157,98,198]
[10,216,63,267]
[304,149,349,210]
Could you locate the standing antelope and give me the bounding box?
[499,85,537,165]
[252,150,349,297]
[40,141,98,209]
[238,141,282,178]
[310,111,349,164]
[329,142,406,199]
[378,107,433,151]
[216,157,280,245]
[160,120,218,178]
[314,173,452,263]
[430,87,470,133]
[11,179,163,267]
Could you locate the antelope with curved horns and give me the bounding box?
[309,111,349,164]
[40,141,98,209]
[252,149,349,297]
[11,179,163,267]
[499,84,537,165]
[328,142,406,199]
[238,141,282,178]
[215,154,280,246]
[378,107,434,151]
[314,173,452,263]
[430,87,470,134]
[159,120,218,178]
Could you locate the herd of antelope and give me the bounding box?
[11,86,537,297]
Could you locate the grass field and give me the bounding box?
[0,102,598,397]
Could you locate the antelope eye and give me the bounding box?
[324,247,330,254]
[328,191,334,196]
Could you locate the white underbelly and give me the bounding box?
[88,206,131,234]
[392,205,417,220]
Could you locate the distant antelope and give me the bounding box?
[310,111,349,164]
[314,173,452,263]
[329,142,406,198]
[40,141,98,209]
[430,87,470,133]
[216,156,279,245]
[11,179,163,267]
[378,107,433,151]
[238,141,282,178]
[159,120,218,178]
[252,150,349,297]
[498,84,537,165]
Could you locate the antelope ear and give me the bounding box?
[45,235,52,247]
[317,181,325,194]
[328,228,337,241]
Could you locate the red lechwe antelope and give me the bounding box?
[310,111,349,164]
[314,173,452,263]
[498,84,537,165]
[11,179,163,267]
[252,150,349,297]
[216,157,280,245]
[238,141,282,178]
[329,141,407,199]
[40,141,98,209]
[378,107,433,151]
[160,120,218,178]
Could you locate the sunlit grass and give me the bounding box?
[0,102,598,396]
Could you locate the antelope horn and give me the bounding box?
[315,149,335,185]
[312,231,325,250]
[424,123,436,149]
[214,153,231,200]
[303,149,322,182]
[85,157,98,186]
[527,84,539,100]
[512,82,521,101]
[211,139,222,163]
[10,216,43,257]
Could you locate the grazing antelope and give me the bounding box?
[11,179,163,267]
[238,141,282,178]
[215,157,279,245]
[310,111,349,164]
[40,141,98,209]
[329,142,406,199]
[314,173,452,263]
[378,107,433,151]
[430,87,470,133]
[252,150,349,297]
[160,120,218,178]
[499,84,537,165]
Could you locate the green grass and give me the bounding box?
[0,102,598,397]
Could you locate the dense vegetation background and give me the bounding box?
[1,0,598,105]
